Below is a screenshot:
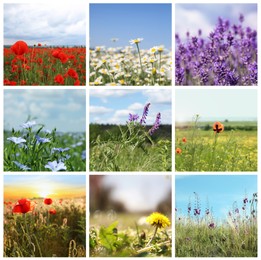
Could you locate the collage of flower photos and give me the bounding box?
[1,0,259,258]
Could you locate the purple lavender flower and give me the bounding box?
[45,160,67,172]
[7,136,26,144]
[149,113,161,135]
[13,161,31,171]
[140,103,150,125]
[129,113,139,122]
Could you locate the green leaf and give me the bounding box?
[99,221,118,252]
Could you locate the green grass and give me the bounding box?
[90,123,171,172]
[176,119,257,171]
[176,222,257,257]
[90,213,172,257]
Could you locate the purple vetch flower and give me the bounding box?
[194,209,201,216]
[20,121,36,129]
[140,103,150,125]
[36,135,51,144]
[149,113,161,135]
[208,223,215,229]
[13,161,31,171]
[129,113,139,122]
[7,136,26,145]
[243,198,248,204]
[45,160,67,172]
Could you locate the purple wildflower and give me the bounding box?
[140,103,150,125]
[52,147,70,153]
[149,113,161,135]
[208,223,215,229]
[129,113,139,122]
[194,209,201,216]
[243,198,248,204]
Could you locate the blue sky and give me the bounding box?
[90,4,171,49]
[102,175,171,212]
[4,3,86,46]
[176,4,257,40]
[4,90,86,132]
[176,90,257,122]
[176,175,257,221]
[90,89,172,125]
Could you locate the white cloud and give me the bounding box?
[4,3,86,45]
[143,89,172,104]
[175,6,214,39]
[128,102,144,111]
[90,106,113,115]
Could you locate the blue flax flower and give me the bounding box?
[13,161,31,171]
[81,150,86,160]
[36,135,51,144]
[45,160,67,172]
[20,121,36,129]
[52,147,70,153]
[7,136,26,144]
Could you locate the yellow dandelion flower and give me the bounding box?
[146,212,171,228]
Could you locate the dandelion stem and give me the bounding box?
[146,225,158,247]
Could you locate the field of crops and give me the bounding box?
[4,121,86,172]
[4,197,86,257]
[176,119,257,171]
[89,43,172,86]
[4,41,86,86]
[176,192,257,257]
[90,212,172,257]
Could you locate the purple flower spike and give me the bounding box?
[129,113,139,122]
[149,113,161,135]
[140,103,150,125]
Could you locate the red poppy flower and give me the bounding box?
[13,198,34,214]
[213,122,224,133]
[54,74,64,85]
[38,43,42,47]
[44,198,53,205]
[11,41,29,56]
[74,79,80,86]
[176,148,182,154]
[52,49,61,58]
[67,68,79,79]
[58,52,69,63]
[49,209,57,215]
[182,137,187,143]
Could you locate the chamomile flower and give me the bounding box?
[129,38,143,45]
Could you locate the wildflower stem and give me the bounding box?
[146,226,158,247]
[135,43,143,74]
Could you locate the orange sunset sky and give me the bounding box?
[4,175,86,200]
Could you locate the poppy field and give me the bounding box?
[175,192,257,257]
[4,120,86,172]
[4,41,86,86]
[4,197,86,257]
[175,117,257,172]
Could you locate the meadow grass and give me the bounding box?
[90,123,171,172]
[176,193,257,257]
[176,119,257,171]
